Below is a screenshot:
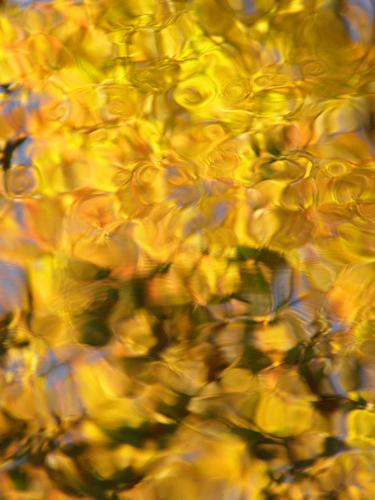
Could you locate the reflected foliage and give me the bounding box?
[0,0,374,498]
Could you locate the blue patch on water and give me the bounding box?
[47,363,69,388]
[0,261,26,315]
[357,0,374,20]
[3,99,20,114]
[13,137,33,166]
[38,349,60,376]
[10,0,51,6]
[329,372,347,397]
[244,0,255,14]
[2,456,29,472]
[14,202,26,227]
[272,266,292,311]
[170,186,197,207]
[214,202,228,224]
[342,16,360,43]
[28,95,41,111]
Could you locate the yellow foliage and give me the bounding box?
[0,0,373,497]
[348,410,375,446]
[255,391,314,437]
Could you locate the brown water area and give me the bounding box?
[0,0,374,498]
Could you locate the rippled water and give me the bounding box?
[0,0,375,498]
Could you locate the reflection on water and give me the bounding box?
[0,0,375,498]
